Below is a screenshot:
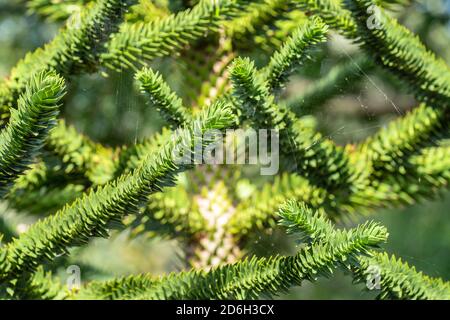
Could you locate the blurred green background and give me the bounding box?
[0,0,449,299]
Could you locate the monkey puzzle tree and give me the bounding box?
[0,0,449,300]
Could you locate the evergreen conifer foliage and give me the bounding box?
[0,0,449,300]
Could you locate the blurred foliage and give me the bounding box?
[0,0,449,299]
